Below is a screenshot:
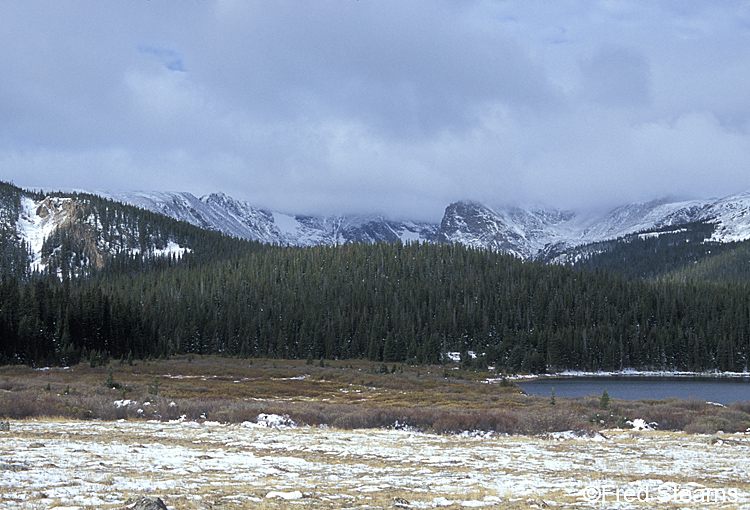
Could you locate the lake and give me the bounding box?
[516,376,750,405]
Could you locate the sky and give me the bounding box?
[2,1,750,221]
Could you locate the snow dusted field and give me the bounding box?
[2,418,750,509]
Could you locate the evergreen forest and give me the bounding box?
[1,181,749,373]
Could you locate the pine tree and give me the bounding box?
[599,389,610,410]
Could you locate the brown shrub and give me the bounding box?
[424,410,519,434]
[329,410,364,429]
[0,393,46,419]
[176,398,229,421]
[431,413,477,434]
[514,407,591,435]
[729,401,750,414]
[209,403,259,424]
[283,405,327,427]
[639,404,692,431]
[487,411,522,434]
[330,407,401,429]
[674,397,709,412]
[2,357,745,437]
[684,416,733,434]
[686,408,750,434]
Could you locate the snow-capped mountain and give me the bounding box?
[437,201,582,259]
[438,192,750,259]
[703,191,750,243]
[17,183,750,265]
[88,190,280,242]
[90,190,440,246]
[576,198,711,242]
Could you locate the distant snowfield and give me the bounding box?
[271,211,304,237]
[1,419,749,509]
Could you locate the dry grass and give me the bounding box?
[1,356,749,435]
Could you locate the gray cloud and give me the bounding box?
[1,0,750,221]
[580,46,650,107]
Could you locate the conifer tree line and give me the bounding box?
[1,240,749,373]
[0,183,34,279]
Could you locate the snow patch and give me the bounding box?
[153,241,189,258]
[627,419,657,431]
[113,400,137,408]
[266,491,303,500]
[17,196,70,271]
[433,497,455,507]
[544,430,607,441]
[445,351,476,362]
[399,224,423,243]
[271,212,303,236]
[243,413,297,429]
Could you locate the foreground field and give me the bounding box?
[1,418,750,509]
[2,357,750,509]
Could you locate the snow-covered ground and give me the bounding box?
[1,419,748,509]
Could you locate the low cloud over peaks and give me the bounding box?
[2,1,750,220]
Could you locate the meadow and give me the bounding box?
[2,356,750,435]
[2,357,750,508]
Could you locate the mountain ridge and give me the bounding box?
[71,188,750,259]
[10,183,750,269]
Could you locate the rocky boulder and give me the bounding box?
[123,496,168,510]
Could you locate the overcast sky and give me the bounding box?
[2,1,750,221]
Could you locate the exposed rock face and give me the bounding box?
[392,496,412,508]
[123,496,168,510]
[35,196,83,228]
[0,462,28,472]
[439,201,531,256]
[33,196,107,269]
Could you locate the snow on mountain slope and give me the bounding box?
[90,190,438,247]
[268,213,438,246]
[578,198,711,242]
[14,193,191,274]
[438,201,622,258]
[439,194,750,259]
[92,190,279,242]
[17,196,71,271]
[439,201,547,258]
[201,193,284,243]
[79,188,750,259]
[702,191,750,242]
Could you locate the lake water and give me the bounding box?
[517,376,750,405]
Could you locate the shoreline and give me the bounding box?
[497,369,750,382]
